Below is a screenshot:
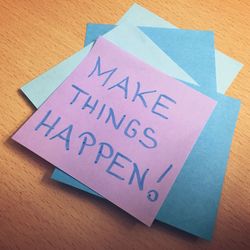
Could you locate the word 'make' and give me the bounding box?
[87,56,177,121]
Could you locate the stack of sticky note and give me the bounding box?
[12,4,242,240]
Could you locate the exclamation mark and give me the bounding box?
[147,164,173,202]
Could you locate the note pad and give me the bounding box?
[18,5,242,239]
[20,23,241,239]
[13,37,216,226]
[51,24,240,239]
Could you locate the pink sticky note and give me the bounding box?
[12,37,216,226]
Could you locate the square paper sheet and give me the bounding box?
[13,37,216,225]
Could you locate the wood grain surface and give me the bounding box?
[0,0,249,249]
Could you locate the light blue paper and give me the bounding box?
[21,47,91,108]
[117,3,243,94]
[22,24,198,108]
[51,24,240,240]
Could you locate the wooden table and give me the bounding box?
[1,1,249,249]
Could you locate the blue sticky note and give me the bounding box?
[139,27,216,94]
[117,3,243,94]
[51,24,240,240]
